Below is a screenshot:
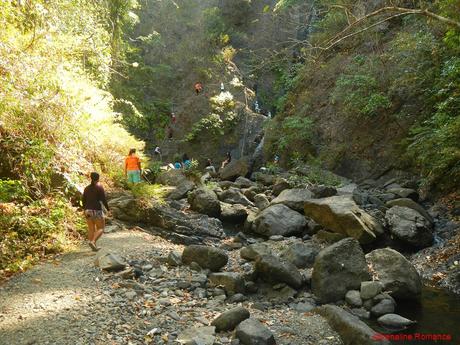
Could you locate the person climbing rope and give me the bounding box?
[221,151,232,169]
[154,146,162,161]
[171,112,176,124]
[82,172,109,251]
[220,82,225,92]
[124,148,142,184]
[254,100,260,113]
[167,126,173,139]
[194,82,203,95]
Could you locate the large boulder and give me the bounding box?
[281,241,320,268]
[254,254,303,289]
[253,204,307,237]
[386,198,433,223]
[270,188,313,213]
[385,206,433,248]
[208,272,245,296]
[235,318,276,345]
[240,243,272,261]
[220,157,250,181]
[315,305,390,345]
[312,238,370,303]
[157,169,188,186]
[182,245,228,272]
[188,188,221,217]
[168,180,195,200]
[218,188,253,206]
[95,252,127,272]
[145,203,225,240]
[212,307,250,332]
[365,248,422,300]
[234,177,256,188]
[220,203,248,223]
[108,194,142,222]
[304,195,383,244]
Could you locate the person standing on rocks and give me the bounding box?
[124,148,142,183]
[82,172,110,251]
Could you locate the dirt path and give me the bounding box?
[0,228,342,345]
[0,229,181,345]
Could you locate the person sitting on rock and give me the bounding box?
[182,153,191,169]
[82,172,110,251]
[205,158,216,174]
[124,148,142,184]
[194,82,203,95]
[221,151,232,169]
[153,146,162,161]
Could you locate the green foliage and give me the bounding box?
[0,196,85,275]
[0,180,29,203]
[333,74,392,117]
[130,183,167,201]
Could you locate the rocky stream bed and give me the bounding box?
[1,165,459,345]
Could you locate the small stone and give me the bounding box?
[377,314,416,329]
[360,281,383,300]
[211,307,250,332]
[371,299,395,317]
[125,290,137,300]
[345,290,362,307]
[235,318,276,345]
[269,235,284,241]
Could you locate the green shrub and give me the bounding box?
[0,180,29,203]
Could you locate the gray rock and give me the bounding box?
[309,185,337,198]
[293,302,315,313]
[254,194,270,210]
[386,206,433,248]
[345,290,363,307]
[94,252,126,272]
[253,204,307,237]
[377,314,416,328]
[304,195,383,244]
[254,255,303,289]
[145,202,225,239]
[272,179,291,196]
[386,198,433,223]
[235,318,276,345]
[167,251,182,266]
[371,299,395,316]
[182,245,228,272]
[220,157,250,181]
[234,177,255,189]
[208,272,245,296]
[312,238,370,303]
[350,308,371,320]
[188,188,221,217]
[366,248,422,300]
[316,305,390,345]
[227,293,246,303]
[168,180,195,200]
[125,290,137,300]
[360,281,383,300]
[211,307,250,332]
[386,188,419,201]
[157,169,189,186]
[219,188,253,206]
[240,243,272,261]
[220,203,248,223]
[254,173,276,186]
[270,188,313,212]
[177,326,216,345]
[281,241,320,268]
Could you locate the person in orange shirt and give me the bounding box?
[125,148,142,183]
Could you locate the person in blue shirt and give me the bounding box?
[182,153,191,169]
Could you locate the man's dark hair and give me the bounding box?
[90,172,100,185]
[129,148,136,155]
